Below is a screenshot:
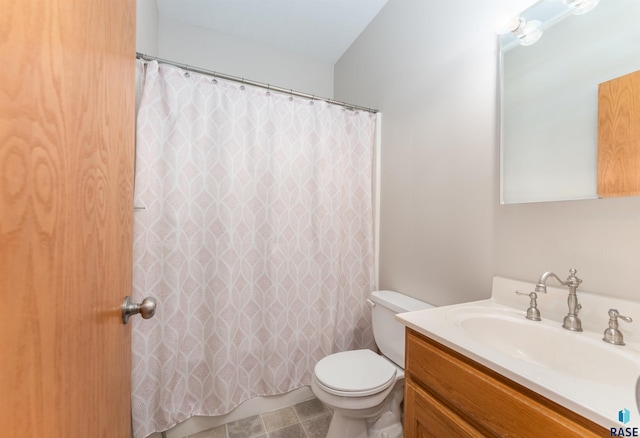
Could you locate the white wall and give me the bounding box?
[136,0,159,55]
[335,0,640,305]
[157,17,335,98]
[135,3,334,98]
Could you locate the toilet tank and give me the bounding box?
[369,290,433,368]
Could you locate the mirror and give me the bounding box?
[500,0,640,204]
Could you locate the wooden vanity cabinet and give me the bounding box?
[403,328,607,438]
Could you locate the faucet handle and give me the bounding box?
[610,308,633,323]
[566,268,583,287]
[515,290,542,321]
[603,308,633,346]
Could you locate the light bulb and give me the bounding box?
[508,17,543,46]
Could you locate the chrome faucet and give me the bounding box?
[535,268,583,331]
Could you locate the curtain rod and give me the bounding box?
[136,52,379,114]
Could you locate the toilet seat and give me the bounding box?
[314,349,398,397]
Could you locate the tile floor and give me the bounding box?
[184,398,332,438]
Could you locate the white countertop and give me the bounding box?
[396,275,640,431]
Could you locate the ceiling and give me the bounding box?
[155,0,389,64]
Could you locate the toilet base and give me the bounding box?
[326,412,368,438]
[326,409,403,438]
[322,382,404,438]
[368,410,403,438]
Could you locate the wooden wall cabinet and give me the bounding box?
[403,329,607,438]
[598,69,640,197]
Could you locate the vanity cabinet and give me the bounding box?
[403,328,607,437]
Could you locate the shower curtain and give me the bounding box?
[131,61,377,437]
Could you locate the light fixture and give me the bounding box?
[562,0,600,15]
[507,17,543,46]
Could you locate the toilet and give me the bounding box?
[311,290,433,438]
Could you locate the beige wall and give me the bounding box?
[335,0,640,305]
[334,0,501,306]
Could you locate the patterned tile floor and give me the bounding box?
[185,398,332,438]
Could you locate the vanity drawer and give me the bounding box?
[405,328,606,437]
[405,378,487,438]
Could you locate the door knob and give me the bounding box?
[122,296,157,324]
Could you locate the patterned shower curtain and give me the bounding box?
[131,61,377,437]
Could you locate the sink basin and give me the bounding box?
[450,308,639,387]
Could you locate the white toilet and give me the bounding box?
[311,290,433,438]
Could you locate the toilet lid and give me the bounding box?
[314,349,397,396]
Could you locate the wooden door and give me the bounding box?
[0,0,136,437]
